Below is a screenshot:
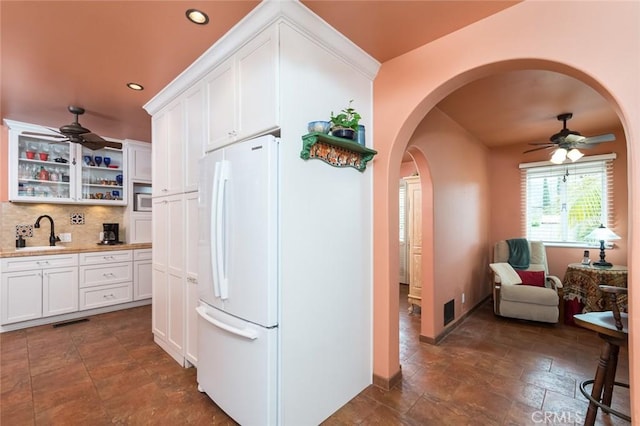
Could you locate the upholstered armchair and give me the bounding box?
[490,240,563,323]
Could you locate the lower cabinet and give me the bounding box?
[43,267,79,317]
[152,194,186,365]
[79,250,133,311]
[133,249,152,300]
[80,282,132,310]
[1,248,152,328]
[1,254,78,325]
[152,191,199,367]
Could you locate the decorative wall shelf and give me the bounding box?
[300,132,377,172]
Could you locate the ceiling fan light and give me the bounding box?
[550,148,567,164]
[186,9,209,25]
[567,148,584,162]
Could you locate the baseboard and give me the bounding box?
[372,366,402,390]
[419,294,491,345]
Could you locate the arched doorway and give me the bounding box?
[374,59,636,398]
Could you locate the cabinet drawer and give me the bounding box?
[134,249,152,261]
[79,262,132,288]
[1,253,78,272]
[80,250,132,265]
[79,283,132,310]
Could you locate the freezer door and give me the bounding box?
[220,135,279,327]
[196,302,277,426]
[198,148,224,310]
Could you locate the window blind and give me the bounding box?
[519,154,616,244]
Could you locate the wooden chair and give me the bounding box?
[573,285,630,425]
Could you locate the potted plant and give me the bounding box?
[330,100,361,140]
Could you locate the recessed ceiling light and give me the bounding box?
[186,9,209,25]
[127,82,144,91]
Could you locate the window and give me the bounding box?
[519,154,615,245]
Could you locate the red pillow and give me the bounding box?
[515,270,546,287]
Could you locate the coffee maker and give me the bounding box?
[101,223,120,244]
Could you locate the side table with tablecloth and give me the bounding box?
[563,263,628,325]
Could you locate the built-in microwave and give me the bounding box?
[135,193,152,212]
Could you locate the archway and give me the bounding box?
[373,66,634,399]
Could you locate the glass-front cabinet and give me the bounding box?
[79,146,125,202]
[6,119,126,205]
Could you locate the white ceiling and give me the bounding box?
[1,1,619,148]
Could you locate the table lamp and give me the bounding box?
[586,224,620,267]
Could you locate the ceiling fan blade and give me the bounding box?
[583,133,615,144]
[22,131,66,139]
[564,134,586,144]
[528,142,556,146]
[81,132,106,143]
[81,133,123,150]
[523,146,555,154]
[79,141,107,151]
[101,140,123,150]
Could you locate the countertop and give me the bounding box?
[0,242,152,259]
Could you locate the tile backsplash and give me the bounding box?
[1,202,126,250]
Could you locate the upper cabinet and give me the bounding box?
[5,119,126,205]
[205,26,279,152]
[126,139,152,182]
[152,82,205,196]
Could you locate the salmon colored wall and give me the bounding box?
[399,161,416,178]
[489,130,628,278]
[372,1,639,416]
[408,108,490,337]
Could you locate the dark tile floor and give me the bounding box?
[0,286,630,425]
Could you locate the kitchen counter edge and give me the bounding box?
[0,243,152,258]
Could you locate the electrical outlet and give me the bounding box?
[462,293,465,304]
[59,233,72,242]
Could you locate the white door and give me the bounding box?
[196,302,277,426]
[220,136,278,327]
[205,57,236,151]
[43,266,78,317]
[198,148,224,310]
[198,136,278,327]
[1,270,42,324]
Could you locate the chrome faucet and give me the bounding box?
[34,215,58,246]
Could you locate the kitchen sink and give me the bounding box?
[16,246,65,251]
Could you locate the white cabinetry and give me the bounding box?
[4,119,126,205]
[184,83,206,192]
[1,254,78,324]
[126,139,152,181]
[152,195,186,365]
[133,249,152,300]
[152,85,205,195]
[205,26,279,151]
[152,99,183,196]
[185,191,199,366]
[79,250,133,310]
[124,140,152,243]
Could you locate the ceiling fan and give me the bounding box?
[524,113,615,164]
[22,105,122,151]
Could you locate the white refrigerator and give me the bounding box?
[196,135,280,425]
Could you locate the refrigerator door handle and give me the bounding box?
[216,160,230,300]
[196,306,258,340]
[211,162,222,298]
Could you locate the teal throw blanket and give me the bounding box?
[507,238,530,270]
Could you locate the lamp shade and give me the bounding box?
[586,224,621,241]
[567,148,584,162]
[550,148,567,164]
